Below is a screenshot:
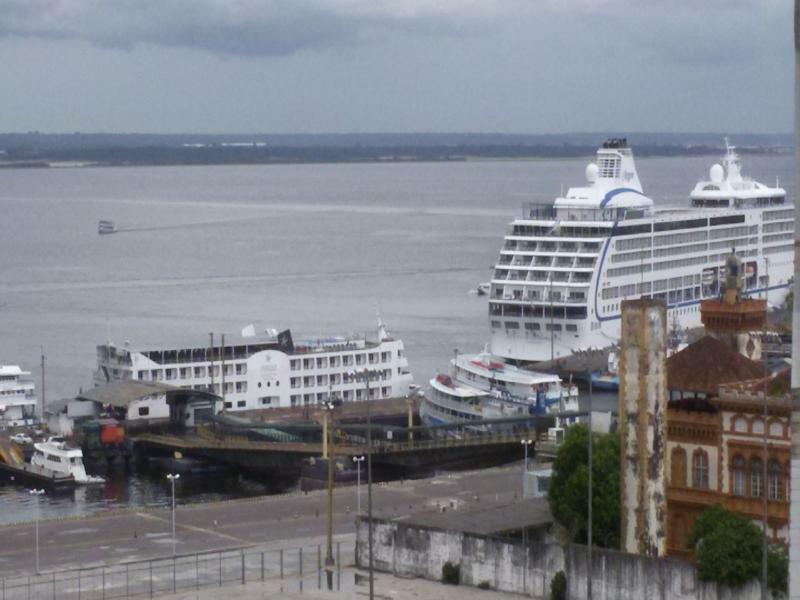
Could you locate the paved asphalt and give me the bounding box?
[0,464,523,577]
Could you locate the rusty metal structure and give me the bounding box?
[619,299,668,557]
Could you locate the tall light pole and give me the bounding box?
[324,400,336,591]
[350,368,376,600]
[520,439,533,496]
[29,488,45,574]
[587,358,594,600]
[791,3,800,599]
[166,473,180,555]
[353,455,365,514]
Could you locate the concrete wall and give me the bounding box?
[356,517,770,600]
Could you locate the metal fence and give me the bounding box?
[0,541,354,600]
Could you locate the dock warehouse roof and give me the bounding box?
[76,381,180,407]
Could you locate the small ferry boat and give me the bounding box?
[31,437,105,484]
[421,349,579,429]
[98,220,117,234]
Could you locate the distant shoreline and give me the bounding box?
[0,145,791,170]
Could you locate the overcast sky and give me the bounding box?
[0,0,792,134]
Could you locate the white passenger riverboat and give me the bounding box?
[95,321,414,414]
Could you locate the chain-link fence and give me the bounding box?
[0,540,355,600]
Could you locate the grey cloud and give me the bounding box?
[0,0,503,57]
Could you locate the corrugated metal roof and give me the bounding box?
[76,381,178,407]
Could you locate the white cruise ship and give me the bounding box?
[0,365,38,427]
[94,321,414,413]
[489,138,793,362]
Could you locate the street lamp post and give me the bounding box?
[29,488,45,574]
[353,455,365,514]
[166,473,180,555]
[350,368,376,600]
[520,439,533,497]
[324,400,337,591]
[587,359,594,600]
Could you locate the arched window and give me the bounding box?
[751,457,764,498]
[732,415,748,433]
[693,450,709,489]
[731,454,746,496]
[752,419,764,435]
[768,459,784,501]
[768,420,784,438]
[671,447,687,487]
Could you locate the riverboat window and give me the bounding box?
[235,382,247,393]
[614,224,651,237]
[764,244,793,255]
[194,366,206,378]
[545,324,562,332]
[525,323,540,331]
[566,324,578,332]
[290,395,300,405]
[710,214,745,227]
[566,306,587,319]
[316,357,327,368]
[710,225,749,239]
[224,401,232,409]
[137,371,145,381]
[505,322,520,330]
[654,218,707,232]
[763,208,793,221]
[235,363,247,375]
[48,454,61,463]
[290,359,300,371]
[138,406,150,417]
[237,400,246,408]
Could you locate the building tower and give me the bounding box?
[700,251,767,361]
[619,299,668,557]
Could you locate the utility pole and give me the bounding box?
[209,333,215,395]
[39,348,45,424]
[325,399,336,590]
[366,372,374,600]
[220,334,225,404]
[587,357,594,600]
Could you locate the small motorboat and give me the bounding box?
[31,437,105,484]
[98,220,117,235]
[476,283,491,296]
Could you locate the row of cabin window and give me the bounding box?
[289,351,397,371]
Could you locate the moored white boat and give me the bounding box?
[421,349,579,429]
[31,437,104,484]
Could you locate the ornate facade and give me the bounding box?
[666,376,792,558]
